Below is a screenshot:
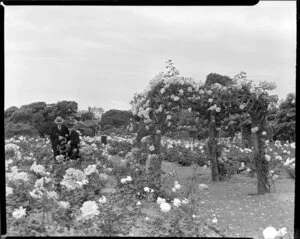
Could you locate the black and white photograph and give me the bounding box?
[4,2,296,238]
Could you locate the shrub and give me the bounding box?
[103,127,128,136]
[81,111,95,121]
[273,93,295,142]
[102,124,114,131]
[284,166,295,179]
[5,106,19,118]
[74,121,98,137]
[217,160,241,179]
[5,122,39,138]
[161,144,207,167]
[205,72,233,87]
[36,121,56,137]
[164,130,190,141]
[106,138,133,156]
[216,136,253,179]
[101,109,132,129]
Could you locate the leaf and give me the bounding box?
[126,205,134,212]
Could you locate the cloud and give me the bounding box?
[4,3,296,110]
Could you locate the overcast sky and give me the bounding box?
[5,2,296,111]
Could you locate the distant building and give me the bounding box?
[89,107,105,120]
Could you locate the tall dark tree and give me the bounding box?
[5,106,19,118]
[6,100,78,137]
[101,109,133,128]
[205,73,233,86]
[273,93,295,142]
[55,101,78,119]
[10,102,47,124]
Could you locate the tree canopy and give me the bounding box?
[101,109,133,129]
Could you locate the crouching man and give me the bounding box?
[66,120,81,160]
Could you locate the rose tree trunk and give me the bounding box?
[208,113,220,182]
[146,124,163,190]
[251,115,270,195]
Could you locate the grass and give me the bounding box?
[130,161,294,238]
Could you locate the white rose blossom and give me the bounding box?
[262,226,278,239]
[251,127,259,133]
[199,184,208,190]
[58,201,70,209]
[160,202,171,212]
[174,181,181,190]
[12,206,26,219]
[121,176,132,184]
[182,198,189,204]
[6,186,13,197]
[99,195,107,204]
[265,154,271,162]
[156,197,166,205]
[84,164,98,176]
[79,201,100,220]
[173,198,181,207]
[120,178,127,184]
[277,227,287,237]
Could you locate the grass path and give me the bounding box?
[162,161,294,238]
[129,161,294,238]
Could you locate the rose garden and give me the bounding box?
[4,62,295,238]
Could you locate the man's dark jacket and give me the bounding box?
[49,124,69,156]
[67,130,80,159]
[68,130,80,147]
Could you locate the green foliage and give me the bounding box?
[273,93,295,142]
[36,122,56,137]
[73,120,100,136]
[284,166,295,179]
[101,109,133,128]
[161,145,207,167]
[5,130,295,236]
[102,124,114,131]
[74,127,94,137]
[175,110,207,140]
[205,73,233,86]
[55,101,78,119]
[106,138,133,155]
[5,122,39,138]
[103,127,128,136]
[165,130,191,140]
[81,111,95,121]
[5,100,79,138]
[5,106,19,118]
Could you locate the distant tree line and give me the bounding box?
[4,101,133,138]
[5,101,78,138]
